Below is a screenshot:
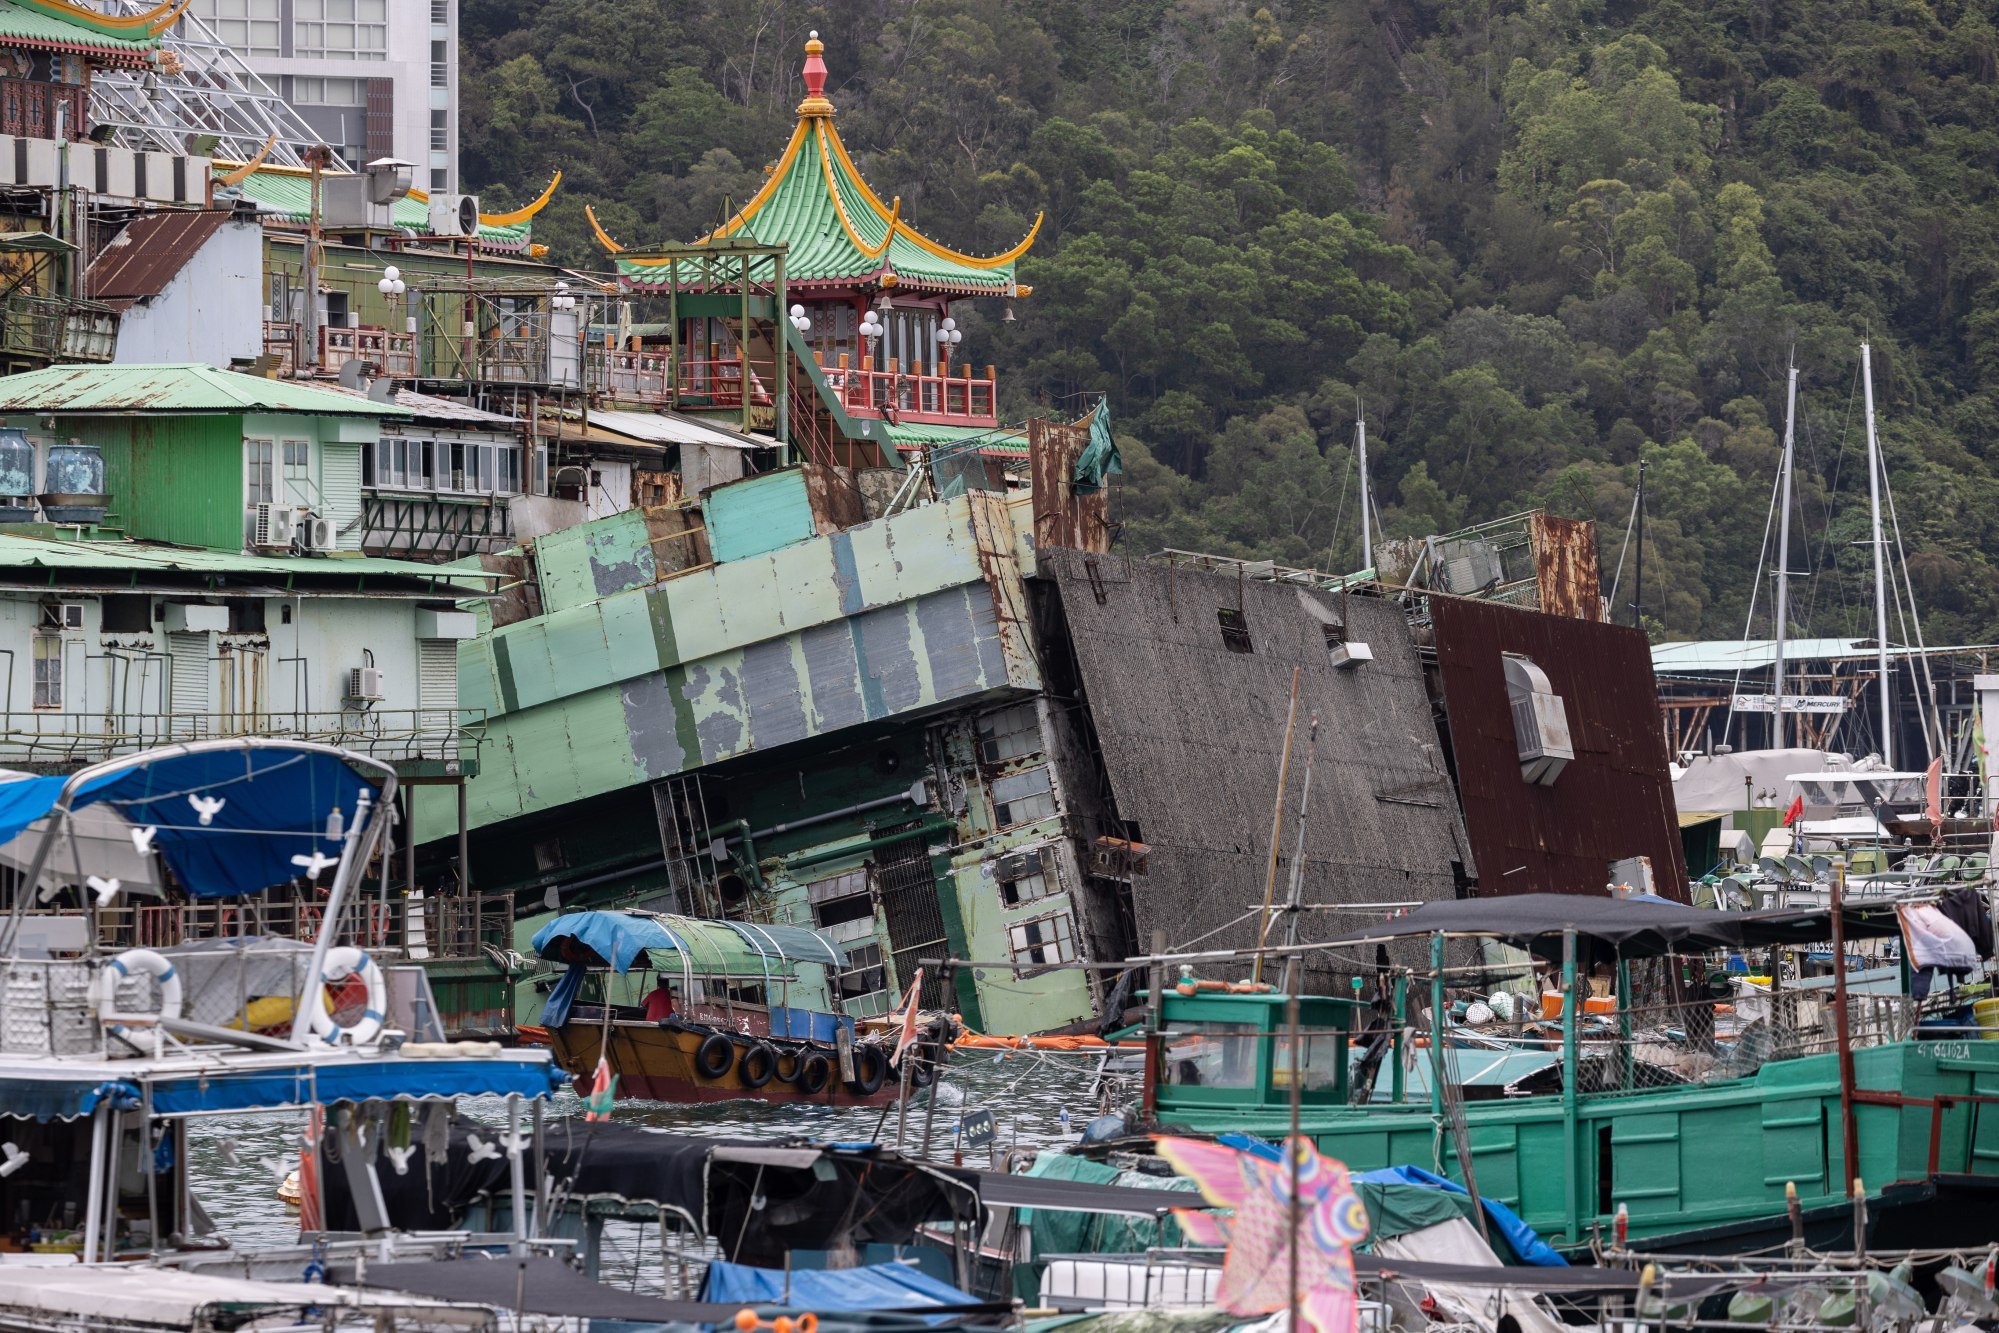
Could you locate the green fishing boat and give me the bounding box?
[1130,893,1999,1256]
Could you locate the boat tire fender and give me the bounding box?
[739,1042,777,1089]
[694,1032,736,1080]
[773,1048,803,1084]
[797,1052,833,1095]
[847,1044,886,1096]
[99,948,184,1028]
[306,946,387,1046]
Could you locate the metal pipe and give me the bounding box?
[507,1093,528,1254]
[1833,858,1859,1193]
[1355,403,1373,572]
[1390,972,1406,1105]
[1861,342,1893,767]
[1774,357,1798,748]
[289,786,380,1043]
[1561,928,1579,1243]
[81,1102,108,1262]
[1427,932,1445,1120]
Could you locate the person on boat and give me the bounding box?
[642,975,677,1023]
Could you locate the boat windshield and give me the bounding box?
[1162,1020,1260,1089]
[1274,1029,1343,1092]
[1792,774,1926,808]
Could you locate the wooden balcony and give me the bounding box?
[261,321,417,378]
[827,354,997,426]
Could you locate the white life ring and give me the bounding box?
[99,949,183,1029]
[306,946,387,1046]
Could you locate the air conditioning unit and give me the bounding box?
[300,514,336,552]
[346,666,386,701]
[427,193,481,238]
[252,503,297,549]
[56,602,84,631]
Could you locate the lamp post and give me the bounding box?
[933,315,962,371]
[375,265,406,305]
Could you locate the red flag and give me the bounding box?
[583,1053,617,1121]
[1925,755,1944,829]
[890,968,924,1069]
[1782,795,1804,827]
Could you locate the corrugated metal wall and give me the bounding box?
[1038,550,1476,961]
[92,415,245,551]
[1429,595,1687,898]
[167,630,209,717]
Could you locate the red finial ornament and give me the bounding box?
[798,31,833,115]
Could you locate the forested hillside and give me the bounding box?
[459,0,1999,643]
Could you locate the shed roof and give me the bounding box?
[608,36,1034,297]
[0,364,414,417]
[585,409,764,450]
[85,211,233,312]
[1651,638,1997,674]
[0,532,494,594]
[0,0,157,65]
[315,382,520,427]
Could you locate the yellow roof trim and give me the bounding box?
[479,170,561,227]
[585,203,626,255]
[699,117,813,245]
[14,0,176,31]
[815,121,891,261]
[821,120,1040,269]
[215,133,275,186]
[147,0,194,36]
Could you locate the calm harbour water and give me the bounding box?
[187,1047,1110,1265]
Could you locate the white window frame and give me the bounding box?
[31,633,61,711]
[280,438,312,507]
[1007,911,1076,970]
[244,438,275,506]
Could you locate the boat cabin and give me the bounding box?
[1151,988,1358,1117]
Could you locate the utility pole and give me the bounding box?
[1774,355,1799,748]
[301,144,336,374]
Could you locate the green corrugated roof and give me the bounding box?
[883,421,1027,455]
[0,0,156,61]
[0,363,415,416]
[0,532,495,590]
[230,170,533,247]
[618,118,1029,295]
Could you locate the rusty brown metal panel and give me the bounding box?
[85,210,230,308]
[1030,415,1110,554]
[1531,512,1604,621]
[1430,594,1687,899]
[801,461,867,535]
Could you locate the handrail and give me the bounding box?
[0,707,486,765]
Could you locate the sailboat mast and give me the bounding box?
[1860,342,1893,768]
[1356,401,1373,573]
[1774,358,1798,748]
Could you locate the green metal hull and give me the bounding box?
[1159,1039,1999,1247]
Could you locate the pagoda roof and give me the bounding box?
[604,34,1037,298]
[0,0,169,67]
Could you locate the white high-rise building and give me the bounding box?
[188,0,458,191]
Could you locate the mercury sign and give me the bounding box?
[1733,694,1848,714]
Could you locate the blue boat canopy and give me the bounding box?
[0,741,389,898]
[0,1051,563,1122]
[531,910,846,974]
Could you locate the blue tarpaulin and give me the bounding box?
[0,1056,562,1122]
[0,742,386,898]
[530,911,845,974]
[700,1260,976,1322]
[1356,1166,1569,1266]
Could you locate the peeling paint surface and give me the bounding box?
[446,495,1042,830]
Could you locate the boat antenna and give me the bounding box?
[1774,350,1799,748]
[1859,340,1893,767]
[1631,458,1647,629]
[1277,715,1321,995]
[1355,396,1373,574]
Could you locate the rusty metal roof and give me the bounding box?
[0,364,413,416]
[85,211,232,311]
[1430,595,1688,898]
